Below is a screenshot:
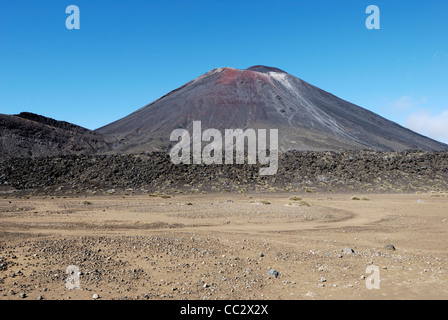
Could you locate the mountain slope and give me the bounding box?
[97,66,448,153]
[0,112,110,161]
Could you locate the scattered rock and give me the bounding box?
[268,269,280,278]
[250,199,271,205]
[286,200,311,207]
[350,196,369,201]
[0,257,7,271]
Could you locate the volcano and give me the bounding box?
[97,66,448,153]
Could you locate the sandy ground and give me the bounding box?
[0,192,447,300]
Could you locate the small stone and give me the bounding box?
[259,252,264,258]
[384,244,396,251]
[92,293,99,300]
[343,247,355,255]
[19,292,26,299]
[268,269,279,278]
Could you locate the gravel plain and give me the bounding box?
[1,192,447,300]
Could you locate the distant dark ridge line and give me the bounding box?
[15,112,91,133]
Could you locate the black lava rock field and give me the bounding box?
[1,151,448,196]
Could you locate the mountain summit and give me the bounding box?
[98,65,447,152]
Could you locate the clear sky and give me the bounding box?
[1,0,447,142]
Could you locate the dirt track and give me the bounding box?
[1,192,447,300]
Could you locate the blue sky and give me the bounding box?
[1,0,447,142]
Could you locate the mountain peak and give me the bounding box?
[97,65,448,153]
[207,66,288,76]
[246,65,287,74]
